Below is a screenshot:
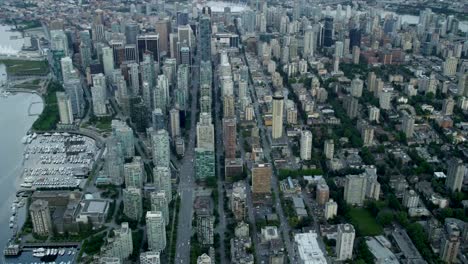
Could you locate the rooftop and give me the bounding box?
[294,232,327,264]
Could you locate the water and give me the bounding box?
[324,9,468,32]
[4,248,78,264]
[381,11,468,32]
[0,25,24,55]
[0,91,44,252]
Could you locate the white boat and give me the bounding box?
[33,252,45,257]
[21,136,28,144]
[33,248,45,253]
[9,223,13,228]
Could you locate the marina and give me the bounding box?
[19,133,99,191]
[4,246,78,264]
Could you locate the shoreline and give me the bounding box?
[0,92,44,253]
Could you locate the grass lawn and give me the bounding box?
[348,207,383,236]
[0,59,49,76]
[13,79,42,90]
[32,81,63,131]
[90,116,113,131]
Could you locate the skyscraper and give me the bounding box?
[101,222,133,262]
[199,15,212,61]
[179,46,191,65]
[324,139,334,160]
[316,182,330,205]
[128,62,140,95]
[63,78,84,118]
[300,130,313,160]
[124,157,144,188]
[223,95,235,118]
[223,117,237,159]
[105,137,124,185]
[50,29,69,55]
[56,92,74,125]
[177,63,189,93]
[146,211,166,252]
[458,73,468,96]
[351,78,363,98]
[272,93,284,139]
[60,56,74,83]
[442,97,455,116]
[169,108,181,139]
[197,113,215,150]
[440,222,461,263]
[303,26,315,58]
[252,163,272,194]
[324,199,338,220]
[155,18,171,55]
[445,158,465,192]
[323,16,334,47]
[362,126,374,146]
[102,46,115,78]
[154,166,172,202]
[91,73,108,116]
[367,72,376,92]
[352,46,360,64]
[125,22,139,45]
[30,199,52,236]
[123,187,143,220]
[137,34,160,62]
[80,42,92,71]
[336,224,355,261]
[200,61,212,88]
[344,174,367,206]
[152,108,166,131]
[151,191,169,225]
[442,57,458,77]
[155,75,169,112]
[401,113,415,139]
[112,119,135,158]
[231,181,247,221]
[349,28,361,48]
[151,129,170,168]
[344,95,359,119]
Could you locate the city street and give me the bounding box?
[213,61,227,264]
[174,53,200,264]
[241,50,296,263]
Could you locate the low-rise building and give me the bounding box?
[294,232,327,264]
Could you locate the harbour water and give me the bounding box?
[0,92,44,248]
[0,61,44,254]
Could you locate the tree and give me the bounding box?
[376,211,394,227]
[356,239,375,264]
